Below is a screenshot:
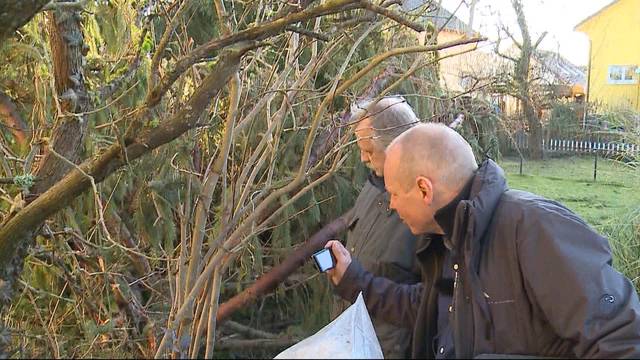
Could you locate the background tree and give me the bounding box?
[496,0,547,159]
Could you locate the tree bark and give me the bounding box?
[35,6,91,195]
[0,92,28,147]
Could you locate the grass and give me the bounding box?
[499,156,640,229]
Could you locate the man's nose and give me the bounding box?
[360,152,368,163]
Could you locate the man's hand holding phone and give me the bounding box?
[324,240,352,286]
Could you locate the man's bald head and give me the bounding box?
[386,123,478,199]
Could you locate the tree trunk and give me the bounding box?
[0,3,90,354]
[34,6,91,193]
[512,0,543,160]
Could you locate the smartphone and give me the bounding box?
[312,248,335,272]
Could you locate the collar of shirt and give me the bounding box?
[368,171,386,191]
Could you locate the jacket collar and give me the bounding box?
[434,177,473,241]
[415,161,507,256]
[466,160,508,243]
[367,171,386,191]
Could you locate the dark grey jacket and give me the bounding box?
[336,160,640,358]
[332,174,420,358]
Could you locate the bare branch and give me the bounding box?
[503,25,523,50]
[533,31,548,50]
[96,28,148,100]
[148,0,194,90]
[145,0,363,107]
[0,0,50,42]
[285,25,329,42]
[0,41,256,267]
[359,0,425,32]
[216,209,353,324]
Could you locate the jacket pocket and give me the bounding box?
[484,296,526,355]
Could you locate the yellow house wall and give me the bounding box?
[577,0,640,111]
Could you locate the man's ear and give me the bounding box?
[416,176,433,204]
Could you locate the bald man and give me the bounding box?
[326,123,640,358]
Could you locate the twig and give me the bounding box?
[145,0,362,106]
[285,25,329,41]
[96,27,148,100]
[359,0,424,32]
[71,79,140,117]
[149,0,194,89]
[224,321,279,339]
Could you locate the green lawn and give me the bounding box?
[499,156,640,230]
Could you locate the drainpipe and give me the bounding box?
[583,39,592,130]
[635,66,640,110]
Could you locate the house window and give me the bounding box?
[607,65,638,84]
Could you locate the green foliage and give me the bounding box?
[548,101,581,138]
[13,174,35,190]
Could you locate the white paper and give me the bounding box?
[274,292,383,359]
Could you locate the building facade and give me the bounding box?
[575,0,640,111]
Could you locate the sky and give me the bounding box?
[439,0,614,66]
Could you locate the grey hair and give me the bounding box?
[350,96,419,147]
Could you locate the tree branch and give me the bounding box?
[0,0,50,42]
[96,28,148,100]
[533,31,548,50]
[145,0,363,107]
[0,41,257,268]
[285,25,329,42]
[216,209,353,324]
[359,0,425,32]
[148,0,193,91]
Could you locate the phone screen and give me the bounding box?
[312,248,335,272]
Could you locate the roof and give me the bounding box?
[574,0,620,31]
[533,49,587,88]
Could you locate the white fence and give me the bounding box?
[511,136,640,155]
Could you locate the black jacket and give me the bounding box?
[335,160,640,358]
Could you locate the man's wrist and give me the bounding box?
[334,259,364,303]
